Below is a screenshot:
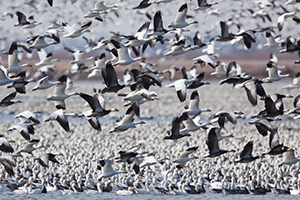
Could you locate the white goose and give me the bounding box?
[47,75,78,110]
[0,65,15,86]
[35,50,60,66]
[184,90,211,116]
[32,76,58,91]
[110,39,143,66]
[98,159,126,181]
[263,62,289,82]
[168,3,198,29]
[277,11,297,31]
[164,39,195,56]
[44,109,72,132]
[7,41,32,75]
[64,21,92,38]
[70,50,94,65]
[166,79,193,102]
[109,104,145,133]
[279,149,300,166]
[91,1,118,13]
[283,73,300,89]
[173,147,198,168]
[28,35,59,49]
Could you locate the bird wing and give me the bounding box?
[206,127,219,153]
[269,128,280,149]
[189,90,199,110]
[55,110,70,132]
[53,82,66,95]
[1,92,17,103]
[171,116,182,136]
[79,92,103,112]
[175,3,187,23]
[241,141,253,158]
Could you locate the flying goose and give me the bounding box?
[14,11,41,28]
[206,126,235,157]
[235,141,259,163]
[162,66,179,81]
[7,122,35,141]
[64,21,92,38]
[168,3,198,29]
[78,92,118,118]
[264,31,284,47]
[263,128,289,155]
[194,0,218,10]
[193,54,216,68]
[0,135,14,153]
[0,65,15,86]
[216,21,235,42]
[210,61,227,77]
[263,61,290,82]
[166,78,193,102]
[110,39,143,66]
[101,61,125,93]
[150,11,168,36]
[211,110,237,129]
[16,139,43,154]
[35,153,60,168]
[0,154,16,176]
[91,1,118,12]
[248,118,274,137]
[0,92,21,107]
[173,147,198,169]
[125,22,152,48]
[279,149,300,167]
[163,116,191,140]
[28,34,59,49]
[83,11,104,22]
[35,50,60,66]
[164,39,195,56]
[7,41,32,76]
[47,75,78,110]
[180,112,210,133]
[207,126,233,141]
[109,104,145,133]
[88,53,106,78]
[139,154,167,168]
[184,90,211,116]
[14,110,40,124]
[44,109,72,132]
[98,159,126,181]
[277,11,298,31]
[32,76,58,91]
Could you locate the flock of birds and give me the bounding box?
[1,0,300,198]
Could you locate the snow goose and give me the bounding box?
[101,61,125,93]
[139,154,167,168]
[248,117,274,137]
[207,126,233,141]
[83,11,104,22]
[277,11,298,31]
[78,92,118,118]
[125,22,152,48]
[14,11,41,28]
[16,139,43,154]
[110,39,143,66]
[44,109,74,132]
[47,75,79,110]
[210,61,227,77]
[87,54,106,78]
[0,135,14,153]
[7,122,35,141]
[216,21,235,42]
[69,50,93,66]
[211,110,237,129]
[7,41,32,76]
[194,0,218,10]
[180,112,210,133]
[206,127,235,157]
[150,11,168,36]
[184,90,211,116]
[264,31,284,47]
[263,61,289,82]
[91,1,118,13]
[0,92,21,107]
[35,153,60,168]
[109,104,145,133]
[162,66,179,81]
[164,39,195,56]
[166,78,193,102]
[163,116,191,140]
[98,159,126,181]
[168,3,198,29]
[262,128,289,155]
[279,149,300,167]
[35,50,60,66]
[173,147,198,169]
[0,65,15,86]
[32,76,58,91]
[235,141,259,163]
[28,34,59,49]
[14,110,40,124]
[193,54,216,68]
[0,154,16,176]
[64,21,92,38]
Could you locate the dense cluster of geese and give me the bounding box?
[1,0,300,197]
